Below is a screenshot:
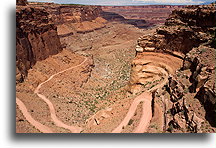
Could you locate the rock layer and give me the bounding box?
[185,45,215,127]
[16,3,107,83]
[129,4,216,133]
[16,5,63,83]
[136,4,215,55]
[31,4,107,35]
[102,5,184,26]
[16,0,27,6]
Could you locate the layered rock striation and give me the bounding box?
[16,3,106,83]
[16,0,27,6]
[129,4,216,132]
[16,5,63,83]
[136,4,215,55]
[102,5,184,26]
[183,45,215,127]
[34,4,107,35]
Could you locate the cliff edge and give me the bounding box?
[16,3,63,83]
[129,3,215,133]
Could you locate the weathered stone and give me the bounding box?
[16,6,63,83]
[135,45,144,52]
[136,4,215,55]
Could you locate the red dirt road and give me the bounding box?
[16,56,154,133]
[16,98,53,133]
[17,57,88,133]
[34,57,88,133]
[112,92,152,133]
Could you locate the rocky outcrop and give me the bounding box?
[16,5,63,83]
[185,45,215,127]
[102,5,184,26]
[47,5,103,24]
[32,4,107,35]
[167,5,215,132]
[129,4,215,132]
[101,11,147,29]
[16,3,107,83]
[165,76,203,133]
[136,4,215,55]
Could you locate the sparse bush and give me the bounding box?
[128,119,134,125]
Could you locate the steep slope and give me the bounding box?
[102,5,184,26]
[16,4,63,83]
[135,4,215,55]
[29,3,107,35]
[16,0,27,6]
[129,3,215,133]
[16,2,107,83]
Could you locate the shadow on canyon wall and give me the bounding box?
[101,11,152,29]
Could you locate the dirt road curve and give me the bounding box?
[112,92,152,133]
[16,56,153,133]
[16,98,53,133]
[17,57,88,133]
[34,57,88,133]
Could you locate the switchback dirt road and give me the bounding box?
[16,57,88,133]
[112,92,152,133]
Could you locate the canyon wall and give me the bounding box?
[30,3,107,35]
[16,4,63,83]
[16,3,106,83]
[135,4,215,55]
[130,4,215,132]
[102,5,184,26]
[16,0,27,6]
[178,43,215,129]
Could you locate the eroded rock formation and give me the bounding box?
[34,4,107,35]
[102,5,184,26]
[185,45,215,127]
[16,3,107,83]
[16,5,63,83]
[129,4,216,133]
[135,4,215,55]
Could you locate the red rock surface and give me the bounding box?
[130,3,216,133]
[135,4,215,55]
[102,5,184,26]
[29,3,107,34]
[16,5,63,83]
[16,3,107,83]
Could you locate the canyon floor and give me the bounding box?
[16,21,161,133]
[16,19,212,133]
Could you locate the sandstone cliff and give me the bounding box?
[16,5,63,83]
[31,4,107,35]
[16,3,106,83]
[129,4,216,133]
[181,44,215,128]
[135,4,215,55]
[102,5,184,26]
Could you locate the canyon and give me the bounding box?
[102,5,184,27]
[16,0,215,133]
